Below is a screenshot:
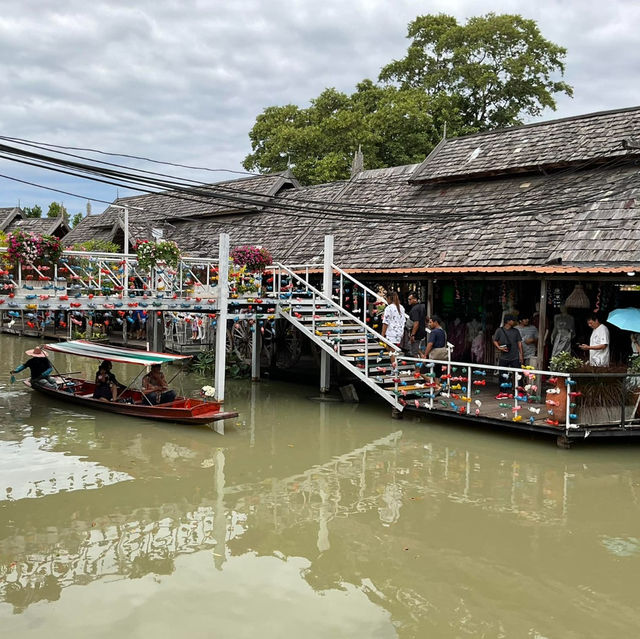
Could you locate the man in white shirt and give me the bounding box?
[580,314,610,367]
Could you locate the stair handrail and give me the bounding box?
[274,263,400,353]
[330,264,386,305]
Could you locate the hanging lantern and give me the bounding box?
[564,283,590,309]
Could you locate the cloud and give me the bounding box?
[0,0,638,212]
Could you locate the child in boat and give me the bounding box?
[142,363,176,404]
[93,362,118,401]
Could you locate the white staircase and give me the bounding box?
[270,264,428,412]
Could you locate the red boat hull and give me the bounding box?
[24,378,238,426]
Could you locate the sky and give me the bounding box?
[1,0,639,216]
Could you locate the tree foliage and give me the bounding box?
[243,82,441,184]
[22,205,42,218]
[71,212,83,228]
[243,13,572,184]
[47,201,69,223]
[379,13,572,130]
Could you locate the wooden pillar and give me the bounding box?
[537,279,548,369]
[251,322,261,382]
[320,235,334,393]
[215,233,229,402]
[427,279,434,318]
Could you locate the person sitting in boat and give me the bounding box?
[93,362,118,401]
[98,360,125,393]
[10,346,57,389]
[142,363,176,405]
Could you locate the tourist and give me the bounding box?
[142,363,177,404]
[407,293,426,358]
[93,363,118,401]
[493,314,523,369]
[381,291,405,367]
[423,315,448,378]
[516,315,539,368]
[580,313,610,367]
[10,346,56,388]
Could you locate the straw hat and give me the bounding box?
[25,346,47,358]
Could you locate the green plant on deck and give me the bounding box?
[549,352,583,373]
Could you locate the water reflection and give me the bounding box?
[2,336,640,637]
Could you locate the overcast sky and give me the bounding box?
[1,0,639,215]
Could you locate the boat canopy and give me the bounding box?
[44,340,192,366]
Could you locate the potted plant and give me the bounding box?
[6,230,63,266]
[549,353,583,423]
[230,245,272,272]
[134,239,181,272]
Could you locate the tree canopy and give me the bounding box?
[243,82,441,184]
[22,205,42,218]
[47,201,69,224]
[243,13,572,184]
[379,13,572,130]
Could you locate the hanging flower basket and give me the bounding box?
[6,230,63,266]
[134,239,181,272]
[230,245,272,272]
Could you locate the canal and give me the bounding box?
[1,335,640,638]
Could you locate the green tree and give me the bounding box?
[71,212,83,228]
[243,83,442,184]
[22,205,42,218]
[47,202,69,224]
[379,13,573,130]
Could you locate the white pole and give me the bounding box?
[123,206,129,297]
[320,235,334,393]
[215,233,229,402]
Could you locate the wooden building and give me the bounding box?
[64,105,640,367]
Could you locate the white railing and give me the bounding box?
[394,353,578,433]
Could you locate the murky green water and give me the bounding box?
[1,335,640,638]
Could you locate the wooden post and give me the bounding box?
[427,279,434,318]
[537,280,548,370]
[320,235,333,393]
[215,233,229,402]
[251,321,261,382]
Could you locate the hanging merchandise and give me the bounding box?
[564,283,590,309]
[552,287,563,309]
[594,286,601,313]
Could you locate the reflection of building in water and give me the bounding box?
[3,426,637,629]
[0,506,247,613]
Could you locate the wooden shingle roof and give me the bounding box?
[63,106,640,274]
[410,105,640,184]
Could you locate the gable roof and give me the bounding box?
[0,207,22,231]
[5,215,70,237]
[410,105,640,184]
[63,106,640,275]
[63,172,297,247]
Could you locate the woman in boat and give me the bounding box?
[93,362,118,401]
[11,346,56,388]
[142,363,176,405]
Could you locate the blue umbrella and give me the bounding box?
[607,308,640,332]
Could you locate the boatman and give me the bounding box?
[10,345,57,388]
[580,313,610,367]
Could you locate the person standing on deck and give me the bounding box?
[516,315,538,368]
[493,315,524,369]
[381,291,405,368]
[580,313,610,367]
[407,293,426,358]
